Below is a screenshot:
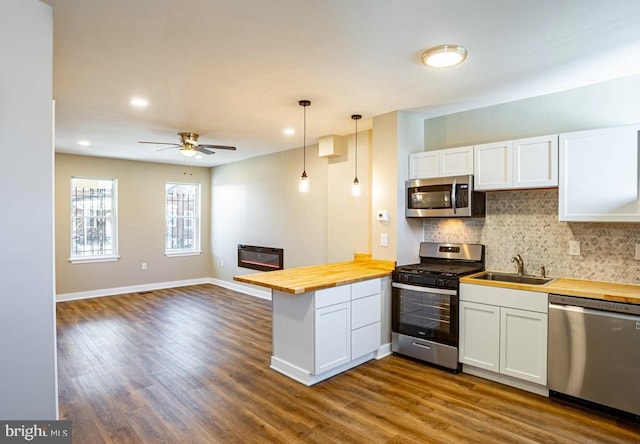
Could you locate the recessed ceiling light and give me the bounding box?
[130,97,149,108]
[284,128,295,136]
[421,45,467,68]
[78,140,91,146]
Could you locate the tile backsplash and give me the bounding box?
[423,189,640,284]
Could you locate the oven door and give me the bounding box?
[391,282,458,347]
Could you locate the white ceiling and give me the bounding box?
[49,0,640,167]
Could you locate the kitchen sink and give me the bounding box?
[472,271,554,285]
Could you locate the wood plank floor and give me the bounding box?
[57,284,640,443]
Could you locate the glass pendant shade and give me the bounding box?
[351,177,361,196]
[299,170,310,193]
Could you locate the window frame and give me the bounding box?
[165,182,202,257]
[69,176,119,264]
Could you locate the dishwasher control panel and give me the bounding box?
[549,294,640,316]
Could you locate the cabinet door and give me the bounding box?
[314,302,351,374]
[500,308,548,385]
[459,301,500,372]
[440,146,474,177]
[559,124,640,222]
[409,151,439,179]
[512,134,558,189]
[474,141,512,190]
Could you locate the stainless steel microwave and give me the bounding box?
[406,175,485,218]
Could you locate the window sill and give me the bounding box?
[165,250,202,258]
[69,255,120,264]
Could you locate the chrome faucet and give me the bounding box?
[511,254,524,275]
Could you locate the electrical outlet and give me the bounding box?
[220,259,225,267]
[569,240,581,256]
[141,262,147,270]
[380,233,388,247]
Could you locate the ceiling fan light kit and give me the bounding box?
[421,44,467,68]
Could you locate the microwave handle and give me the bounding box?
[451,179,457,214]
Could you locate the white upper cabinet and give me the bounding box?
[559,124,640,222]
[512,135,558,188]
[474,141,512,189]
[409,146,473,179]
[440,146,474,177]
[474,135,558,191]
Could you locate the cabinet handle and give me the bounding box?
[412,342,431,350]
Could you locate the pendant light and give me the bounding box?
[298,100,311,193]
[351,114,362,196]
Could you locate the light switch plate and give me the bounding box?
[569,240,581,256]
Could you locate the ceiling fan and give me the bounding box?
[138,132,236,157]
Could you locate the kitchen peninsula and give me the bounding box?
[234,255,395,385]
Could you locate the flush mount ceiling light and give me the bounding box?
[298,100,311,193]
[421,45,467,68]
[77,140,91,146]
[283,128,295,136]
[130,97,149,108]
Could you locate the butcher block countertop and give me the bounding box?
[461,272,640,305]
[233,254,395,295]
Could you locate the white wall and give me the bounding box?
[0,0,57,419]
[210,145,329,290]
[55,154,212,296]
[371,111,423,265]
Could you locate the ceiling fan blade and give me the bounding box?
[195,147,216,155]
[156,146,180,152]
[139,141,182,146]
[198,144,237,150]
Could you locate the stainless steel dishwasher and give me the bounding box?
[548,294,640,419]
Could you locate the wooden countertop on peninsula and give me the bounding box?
[233,256,396,295]
[461,272,640,305]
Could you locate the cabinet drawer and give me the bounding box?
[459,283,547,313]
[315,285,351,309]
[351,278,381,300]
[351,293,381,329]
[351,322,380,359]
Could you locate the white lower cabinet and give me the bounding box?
[315,302,351,374]
[271,278,382,385]
[459,301,500,371]
[459,283,548,392]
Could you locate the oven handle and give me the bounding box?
[392,282,457,296]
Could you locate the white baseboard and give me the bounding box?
[208,278,271,300]
[56,277,273,302]
[56,278,211,302]
[462,365,549,397]
[376,342,392,359]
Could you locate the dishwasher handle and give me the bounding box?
[549,294,640,316]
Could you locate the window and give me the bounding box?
[165,182,201,256]
[70,177,118,263]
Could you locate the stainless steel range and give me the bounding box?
[391,242,485,371]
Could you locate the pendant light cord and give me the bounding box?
[303,103,306,172]
[354,117,358,178]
